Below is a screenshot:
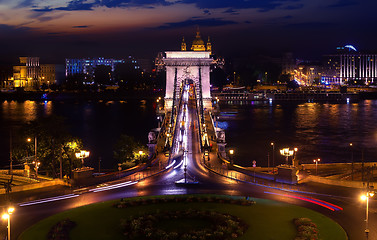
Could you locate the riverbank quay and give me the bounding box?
[212,86,377,103]
[0,89,163,101]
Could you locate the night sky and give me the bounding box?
[0,0,376,63]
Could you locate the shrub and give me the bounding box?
[293,218,319,240]
[47,219,76,240]
[121,209,248,240]
[114,195,255,208]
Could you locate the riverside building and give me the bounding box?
[322,45,377,85]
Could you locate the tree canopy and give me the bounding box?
[113,134,148,169]
[13,115,85,178]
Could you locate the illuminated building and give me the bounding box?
[40,64,55,86]
[12,57,40,88]
[65,57,128,82]
[322,45,377,85]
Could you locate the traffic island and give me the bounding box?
[19,194,347,240]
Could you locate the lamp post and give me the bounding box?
[293,147,298,167]
[229,149,234,165]
[271,142,275,174]
[2,206,14,240]
[361,187,375,238]
[280,148,294,165]
[27,136,38,168]
[350,143,354,180]
[138,150,144,163]
[313,158,320,175]
[75,150,90,168]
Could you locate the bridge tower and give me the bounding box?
[164,29,213,112]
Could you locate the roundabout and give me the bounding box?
[19,195,347,240]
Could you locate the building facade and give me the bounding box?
[322,45,377,85]
[11,57,57,89]
[65,57,126,83]
[40,64,56,86]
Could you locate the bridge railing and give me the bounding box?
[202,159,303,192]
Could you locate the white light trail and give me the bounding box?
[91,181,138,193]
[174,160,184,169]
[19,194,80,207]
[165,160,176,169]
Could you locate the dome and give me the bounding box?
[191,30,206,51]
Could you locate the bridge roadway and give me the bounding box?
[9,85,377,240]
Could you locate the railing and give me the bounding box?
[202,160,303,193]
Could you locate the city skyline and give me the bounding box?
[1,0,377,63]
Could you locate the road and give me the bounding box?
[10,84,376,240]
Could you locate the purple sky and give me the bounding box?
[0,0,376,63]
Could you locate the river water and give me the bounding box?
[1,99,377,170]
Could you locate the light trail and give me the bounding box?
[91,181,138,193]
[264,191,343,211]
[19,194,80,207]
[174,160,184,169]
[165,160,176,169]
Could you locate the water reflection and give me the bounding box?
[222,100,377,167]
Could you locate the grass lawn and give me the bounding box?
[19,194,347,240]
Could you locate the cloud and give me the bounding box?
[33,7,54,12]
[180,0,299,12]
[15,0,34,8]
[222,8,239,15]
[328,0,358,8]
[72,25,91,28]
[0,24,32,35]
[28,0,300,13]
[55,0,96,11]
[203,9,211,15]
[281,4,304,10]
[31,0,171,12]
[156,17,237,29]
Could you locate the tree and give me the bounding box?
[113,134,148,169]
[14,115,84,178]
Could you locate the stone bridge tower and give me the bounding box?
[164,30,213,111]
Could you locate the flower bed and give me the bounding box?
[47,218,76,240]
[293,218,319,240]
[121,209,248,240]
[114,195,255,208]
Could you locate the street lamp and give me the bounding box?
[2,206,14,240]
[229,149,234,165]
[361,187,375,238]
[271,142,275,174]
[75,150,90,168]
[27,136,37,163]
[350,143,354,180]
[138,150,144,162]
[32,160,41,178]
[280,148,294,165]
[313,158,320,175]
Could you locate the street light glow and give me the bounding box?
[229,149,234,155]
[2,213,9,220]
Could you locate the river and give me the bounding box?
[1,99,377,170]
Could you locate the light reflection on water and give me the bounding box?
[221,100,377,167]
[0,100,157,169]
